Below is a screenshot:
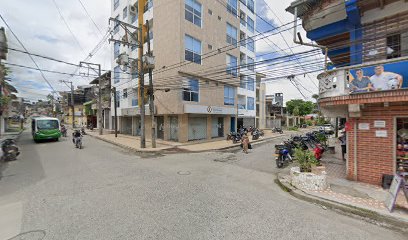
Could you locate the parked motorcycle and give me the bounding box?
[81,127,86,135]
[272,127,283,134]
[232,132,242,144]
[252,129,260,140]
[275,144,292,168]
[1,139,20,161]
[87,123,94,130]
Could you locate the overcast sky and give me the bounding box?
[0,0,324,103]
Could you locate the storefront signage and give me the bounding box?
[375,130,387,137]
[184,104,235,115]
[384,175,404,212]
[374,120,386,128]
[348,60,408,94]
[358,123,369,130]
[121,107,150,116]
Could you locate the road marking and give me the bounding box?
[0,201,23,239]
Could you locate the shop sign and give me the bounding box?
[374,120,386,128]
[348,60,408,94]
[384,175,407,212]
[358,123,369,130]
[184,104,235,115]
[375,130,387,137]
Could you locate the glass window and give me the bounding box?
[247,97,254,110]
[113,15,120,34]
[227,0,238,16]
[185,35,201,64]
[226,23,238,46]
[240,75,246,88]
[240,11,246,26]
[226,54,238,76]
[37,120,59,130]
[123,6,127,19]
[247,57,254,71]
[238,96,246,109]
[247,0,254,13]
[123,88,127,98]
[114,42,120,58]
[185,0,202,27]
[132,98,138,106]
[183,78,199,102]
[113,0,120,10]
[114,66,120,83]
[144,0,153,12]
[240,31,246,48]
[224,85,235,105]
[247,37,255,52]
[240,0,246,6]
[247,77,254,91]
[247,16,254,33]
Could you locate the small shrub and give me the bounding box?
[288,126,299,131]
[294,148,319,172]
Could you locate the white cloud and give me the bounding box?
[256,0,325,103]
[0,0,111,100]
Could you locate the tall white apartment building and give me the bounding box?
[110,0,256,142]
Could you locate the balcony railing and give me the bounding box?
[318,57,408,99]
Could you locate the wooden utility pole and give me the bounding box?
[146,20,156,148]
[138,0,146,148]
[112,86,118,138]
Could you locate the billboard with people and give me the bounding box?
[348,61,408,93]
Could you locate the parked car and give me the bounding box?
[319,124,335,134]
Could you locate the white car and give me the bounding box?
[319,124,335,134]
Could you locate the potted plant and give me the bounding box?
[294,147,319,172]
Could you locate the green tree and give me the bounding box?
[286,99,315,116]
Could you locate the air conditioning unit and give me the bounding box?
[116,53,129,65]
[129,5,137,14]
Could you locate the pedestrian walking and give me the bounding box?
[338,131,347,161]
[242,133,250,154]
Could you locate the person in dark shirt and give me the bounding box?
[350,69,373,93]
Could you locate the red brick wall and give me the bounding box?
[347,104,408,185]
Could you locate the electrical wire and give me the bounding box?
[0,14,58,94]
[77,0,104,36]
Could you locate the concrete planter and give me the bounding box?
[290,167,328,191]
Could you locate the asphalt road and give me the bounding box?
[0,130,404,240]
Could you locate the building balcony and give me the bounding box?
[318,57,408,116]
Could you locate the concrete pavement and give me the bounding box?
[0,129,405,239]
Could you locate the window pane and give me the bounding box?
[191,92,199,102]
[183,91,190,101]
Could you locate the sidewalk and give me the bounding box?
[277,149,408,231]
[86,128,309,153]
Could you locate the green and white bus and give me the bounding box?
[31,117,62,142]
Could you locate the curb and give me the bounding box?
[86,133,171,155]
[87,130,302,154]
[275,174,408,233]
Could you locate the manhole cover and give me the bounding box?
[177,171,191,175]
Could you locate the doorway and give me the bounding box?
[157,116,164,139]
[169,116,178,141]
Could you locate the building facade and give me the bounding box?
[110,0,256,142]
[287,0,408,185]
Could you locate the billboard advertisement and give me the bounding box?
[348,61,408,94]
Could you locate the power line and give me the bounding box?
[51,0,86,55]
[0,14,58,94]
[77,0,104,36]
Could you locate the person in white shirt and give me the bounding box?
[369,65,403,91]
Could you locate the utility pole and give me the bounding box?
[60,80,74,128]
[146,20,156,148]
[108,4,144,147]
[138,0,146,148]
[80,61,102,135]
[112,86,118,138]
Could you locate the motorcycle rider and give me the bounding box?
[72,130,82,145]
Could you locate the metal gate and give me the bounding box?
[169,116,178,141]
[188,117,207,141]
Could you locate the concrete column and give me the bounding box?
[163,115,169,141]
[224,116,230,136]
[207,115,212,140]
[179,114,188,143]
